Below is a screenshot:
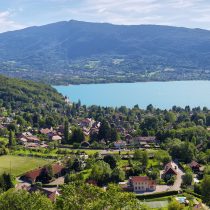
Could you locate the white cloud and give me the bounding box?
[1,0,210,32]
[0,10,26,33]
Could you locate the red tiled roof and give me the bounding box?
[24,168,42,182]
[40,128,52,135]
[23,164,64,182]
[52,164,64,175]
[130,176,156,185]
[26,136,40,141]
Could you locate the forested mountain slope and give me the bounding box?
[1,20,210,84]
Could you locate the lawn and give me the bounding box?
[143,200,169,209]
[0,155,52,176]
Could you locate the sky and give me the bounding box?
[1,0,210,33]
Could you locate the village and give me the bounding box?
[0,113,205,209]
[1,99,210,209]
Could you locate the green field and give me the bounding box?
[0,155,52,176]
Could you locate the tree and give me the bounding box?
[142,151,148,167]
[71,127,85,143]
[182,170,193,186]
[72,158,84,172]
[0,189,54,210]
[64,173,83,184]
[201,175,210,205]
[63,120,69,144]
[0,173,14,192]
[155,150,172,165]
[103,155,117,169]
[111,168,125,182]
[110,128,120,142]
[147,169,159,180]
[36,165,53,184]
[98,120,111,140]
[133,150,143,160]
[90,161,112,185]
[8,130,16,147]
[168,199,184,210]
[56,183,143,210]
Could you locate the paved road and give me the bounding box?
[169,162,184,191]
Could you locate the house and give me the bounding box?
[40,128,53,135]
[26,136,40,143]
[188,161,201,172]
[21,163,64,183]
[163,161,178,178]
[18,132,40,144]
[28,185,60,202]
[130,136,157,146]
[79,118,94,128]
[128,176,156,193]
[51,135,62,143]
[114,140,127,149]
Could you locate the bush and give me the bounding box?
[167,176,175,185]
[73,143,80,149]
[136,191,178,200]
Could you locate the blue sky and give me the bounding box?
[1,0,210,32]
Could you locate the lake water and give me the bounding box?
[54,81,210,109]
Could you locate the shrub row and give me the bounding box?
[136,190,179,200]
[183,189,202,199]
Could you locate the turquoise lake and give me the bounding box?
[54,81,210,109]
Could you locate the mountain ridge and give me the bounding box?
[0,20,210,84]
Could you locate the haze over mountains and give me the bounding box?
[0,20,210,84]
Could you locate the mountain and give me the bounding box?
[0,74,65,115]
[1,20,210,84]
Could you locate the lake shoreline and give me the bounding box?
[54,81,210,109]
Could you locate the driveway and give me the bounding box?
[48,176,64,185]
[169,162,184,191]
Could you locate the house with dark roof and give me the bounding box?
[188,161,201,172]
[128,176,156,193]
[163,161,178,178]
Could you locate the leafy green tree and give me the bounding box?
[168,199,184,210]
[182,171,193,186]
[201,175,210,205]
[147,169,159,180]
[155,150,172,165]
[110,128,120,142]
[111,168,125,182]
[71,127,85,143]
[103,155,117,169]
[56,183,144,210]
[133,150,143,160]
[0,189,54,210]
[98,120,111,140]
[90,161,112,185]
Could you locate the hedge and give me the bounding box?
[183,189,202,199]
[136,190,179,200]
